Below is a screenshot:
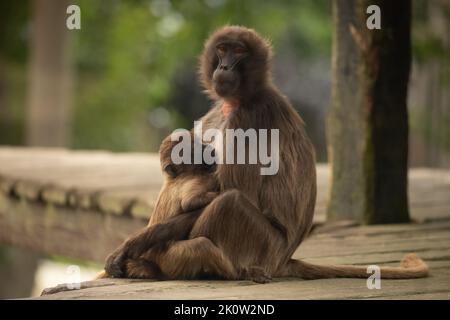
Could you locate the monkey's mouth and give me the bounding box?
[212,69,240,97]
[214,82,236,98]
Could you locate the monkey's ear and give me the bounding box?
[164,164,178,178]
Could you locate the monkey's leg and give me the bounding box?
[105,250,165,280]
[152,237,238,280]
[124,258,165,280]
[189,189,287,277]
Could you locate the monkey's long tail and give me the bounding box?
[95,270,108,279]
[280,253,428,279]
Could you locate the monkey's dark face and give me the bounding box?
[199,26,272,101]
[159,137,216,179]
[212,41,249,98]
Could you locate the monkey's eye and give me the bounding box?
[216,45,227,55]
[234,46,247,55]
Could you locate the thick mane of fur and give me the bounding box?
[198,26,273,100]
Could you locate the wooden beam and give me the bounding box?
[0,193,147,263]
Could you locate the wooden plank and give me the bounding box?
[35,268,450,300]
[299,249,450,267]
[412,205,450,222]
[33,221,450,300]
[36,260,450,299]
[312,220,450,238]
[14,180,42,201]
[0,193,146,263]
[367,292,450,300]
[96,188,158,216]
[0,174,15,194]
[0,148,449,299]
[1,148,449,220]
[299,236,450,260]
[41,185,69,206]
[0,147,164,215]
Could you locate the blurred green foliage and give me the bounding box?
[0,1,29,145]
[70,0,331,151]
[0,0,448,158]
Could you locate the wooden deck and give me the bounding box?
[0,147,449,299]
[38,220,450,299]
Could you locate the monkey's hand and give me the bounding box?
[104,245,128,278]
[104,227,155,278]
[144,209,205,250]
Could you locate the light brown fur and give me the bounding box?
[102,136,219,279]
[151,135,219,225]
[102,26,428,282]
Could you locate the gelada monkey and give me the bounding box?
[102,26,428,282]
[101,136,219,279]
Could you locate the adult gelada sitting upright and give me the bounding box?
[101,26,428,282]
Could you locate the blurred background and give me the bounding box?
[0,0,449,298]
[1,0,449,163]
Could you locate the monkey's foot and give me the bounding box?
[240,266,272,284]
[104,250,127,278]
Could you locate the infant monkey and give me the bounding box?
[154,134,219,226]
[104,135,218,279]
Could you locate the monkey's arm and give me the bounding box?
[181,191,218,212]
[104,210,203,278]
[145,210,204,250]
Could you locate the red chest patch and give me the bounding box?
[221,101,238,117]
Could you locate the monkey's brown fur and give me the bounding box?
[102,26,428,282]
[102,136,219,279]
[151,135,219,227]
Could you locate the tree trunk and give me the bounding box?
[26,0,73,147]
[327,0,411,224]
[0,60,9,143]
[5,0,74,298]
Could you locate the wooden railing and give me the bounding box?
[1,146,449,263]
